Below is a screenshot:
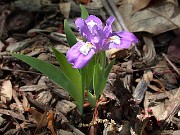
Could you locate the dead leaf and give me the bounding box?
[130,0,152,15]
[119,0,180,35]
[133,79,148,104]
[148,79,165,92]
[28,108,48,134]
[74,0,90,5]
[143,70,153,83]
[47,111,57,135]
[6,38,36,52]
[0,40,5,52]
[159,87,180,121]
[142,34,157,66]
[0,109,26,121]
[0,80,13,103]
[22,95,29,109]
[56,100,76,115]
[167,36,180,64]
[59,2,71,19]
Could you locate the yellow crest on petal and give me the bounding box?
[79,42,95,55]
[108,36,121,44]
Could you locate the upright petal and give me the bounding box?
[103,16,115,37]
[75,18,91,41]
[85,15,103,31]
[75,18,85,30]
[91,26,107,51]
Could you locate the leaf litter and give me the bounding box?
[0,0,180,134]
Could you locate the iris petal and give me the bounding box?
[66,41,84,65]
[106,31,138,49]
[73,49,95,68]
[85,15,103,30]
[66,40,96,69]
[75,19,91,41]
[104,16,115,36]
[116,31,138,43]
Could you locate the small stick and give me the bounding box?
[12,89,24,114]
[8,112,28,135]
[106,0,128,31]
[1,67,42,75]
[104,0,141,56]
[100,0,123,31]
[162,53,180,76]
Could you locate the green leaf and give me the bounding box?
[104,59,115,84]
[80,4,89,19]
[12,53,83,114]
[84,55,95,90]
[93,63,103,99]
[79,68,86,95]
[99,51,106,72]
[93,59,115,99]
[51,47,82,91]
[64,19,77,47]
[86,90,96,107]
[100,59,115,94]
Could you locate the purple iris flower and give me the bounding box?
[66,15,138,69]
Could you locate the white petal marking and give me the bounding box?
[87,20,97,29]
[79,42,95,55]
[109,36,121,44]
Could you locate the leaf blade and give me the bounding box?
[12,53,83,113]
[93,59,115,99]
[64,19,77,47]
[51,47,82,91]
[80,4,89,19]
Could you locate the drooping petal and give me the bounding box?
[73,48,95,68]
[103,16,115,37]
[118,39,136,48]
[66,40,96,69]
[107,38,132,49]
[116,31,138,43]
[105,31,138,49]
[66,41,84,65]
[85,15,103,31]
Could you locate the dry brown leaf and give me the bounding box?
[144,91,166,120]
[130,0,152,15]
[47,111,57,135]
[28,108,48,134]
[143,70,153,83]
[148,79,165,92]
[59,2,71,19]
[0,80,13,103]
[159,87,180,121]
[133,79,148,104]
[0,109,26,121]
[74,0,90,5]
[0,40,5,52]
[119,0,180,35]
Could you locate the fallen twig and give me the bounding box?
[162,53,180,76]
[12,89,24,114]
